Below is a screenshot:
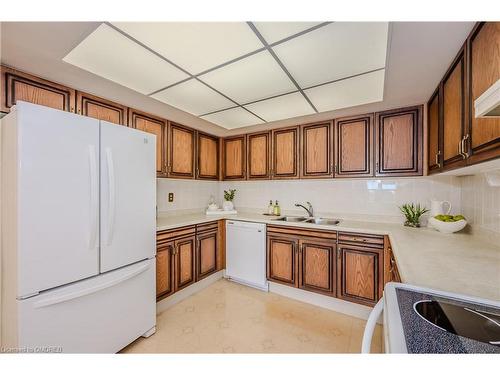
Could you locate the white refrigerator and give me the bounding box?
[1,101,156,353]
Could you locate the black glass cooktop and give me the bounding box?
[396,288,500,353]
[414,300,500,347]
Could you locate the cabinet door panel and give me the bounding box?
[335,114,373,177]
[428,88,442,173]
[247,132,271,179]
[468,22,500,163]
[375,106,422,176]
[175,236,196,290]
[156,243,174,299]
[1,66,75,113]
[267,236,297,286]
[301,122,332,178]
[197,230,218,280]
[337,245,383,306]
[272,127,299,179]
[299,240,335,295]
[443,51,466,169]
[223,136,246,180]
[76,92,128,125]
[197,132,219,180]
[129,109,167,176]
[169,123,195,178]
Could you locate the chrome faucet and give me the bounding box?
[295,202,314,217]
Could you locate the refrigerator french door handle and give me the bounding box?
[88,145,99,250]
[105,147,116,246]
[33,262,151,308]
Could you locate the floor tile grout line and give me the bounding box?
[246,22,318,114]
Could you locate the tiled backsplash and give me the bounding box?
[158,176,462,224]
[220,176,462,223]
[461,174,500,235]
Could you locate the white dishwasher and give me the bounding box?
[225,220,268,291]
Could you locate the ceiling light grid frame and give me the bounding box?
[68,22,390,128]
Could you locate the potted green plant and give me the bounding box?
[223,189,236,211]
[399,203,429,228]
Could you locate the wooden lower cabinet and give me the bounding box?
[299,239,336,295]
[156,242,175,299]
[337,244,383,306]
[267,235,298,286]
[174,236,197,291]
[196,225,219,280]
[267,227,337,295]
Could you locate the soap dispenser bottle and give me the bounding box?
[267,200,274,215]
[273,200,281,216]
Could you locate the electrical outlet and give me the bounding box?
[168,193,174,202]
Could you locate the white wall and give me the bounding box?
[157,175,463,224]
[460,174,500,235]
[157,179,219,213]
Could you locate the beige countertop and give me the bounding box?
[157,211,500,302]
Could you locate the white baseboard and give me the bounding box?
[269,282,374,320]
[156,270,224,314]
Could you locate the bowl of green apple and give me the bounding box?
[428,214,467,233]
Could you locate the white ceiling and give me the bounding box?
[0,21,476,136]
[62,21,389,129]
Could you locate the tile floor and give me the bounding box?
[121,279,383,353]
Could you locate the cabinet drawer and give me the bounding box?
[157,226,196,245]
[267,225,336,240]
[338,232,384,248]
[196,221,219,234]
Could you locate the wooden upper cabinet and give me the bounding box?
[335,114,373,177]
[128,109,167,176]
[272,126,300,179]
[223,135,246,180]
[197,132,219,180]
[337,244,383,306]
[467,22,500,163]
[427,88,442,174]
[247,131,271,180]
[156,242,175,300]
[300,122,333,178]
[267,235,298,287]
[168,122,196,179]
[76,91,128,126]
[375,106,423,176]
[1,65,75,113]
[298,239,336,295]
[174,235,196,291]
[442,47,467,170]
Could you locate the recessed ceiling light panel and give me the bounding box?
[63,23,189,94]
[112,22,264,74]
[200,50,296,104]
[305,69,385,112]
[245,92,315,122]
[151,79,235,116]
[201,107,264,129]
[273,22,389,87]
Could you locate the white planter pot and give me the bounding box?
[223,201,234,211]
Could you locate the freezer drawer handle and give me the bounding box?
[33,263,151,309]
[106,147,116,246]
[88,145,99,250]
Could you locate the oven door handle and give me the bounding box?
[362,297,384,353]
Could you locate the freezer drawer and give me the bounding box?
[11,259,156,353]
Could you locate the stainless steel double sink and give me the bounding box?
[272,216,341,226]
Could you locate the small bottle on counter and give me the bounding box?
[273,200,281,216]
[267,200,274,215]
